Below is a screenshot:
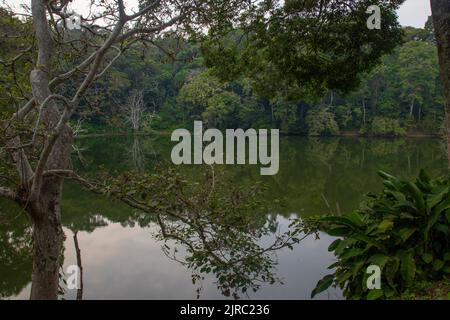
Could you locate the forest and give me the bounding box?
[79,20,443,137]
[0,9,444,137]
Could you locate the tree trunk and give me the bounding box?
[28,0,73,299]
[409,97,415,119]
[29,180,65,300]
[362,98,366,125]
[73,231,84,300]
[431,0,450,167]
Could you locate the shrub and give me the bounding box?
[305,108,339,136]
[369,117,406,136]
[308,170,450,300]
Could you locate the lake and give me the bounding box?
[0,136,448,300]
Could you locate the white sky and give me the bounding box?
[397,0,431,28]
[4,0,432,28]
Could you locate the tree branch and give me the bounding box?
[30,95,73,201]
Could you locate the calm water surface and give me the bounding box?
[0,136,447,299]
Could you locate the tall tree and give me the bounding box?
[431,0,450,166]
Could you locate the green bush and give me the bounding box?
[369,117,406,136]
[309,170,450,300]
[305,108,339,136]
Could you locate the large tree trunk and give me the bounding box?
[29,190,65,300]
[27,71,73,299]
[431,1,450,167]
[27,0,73,299]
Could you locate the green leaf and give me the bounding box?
[369,254,389,270]
[327,227,350,237]
[320,216,357,228]
[435,223,449,235]
[418,169,431,186]
[340,248,364,260]
[328,239,341,252]
[386,257,400,286]
[424,199,450,244]
[367,289,383,300]
[421,253,433,264]
[433,259,444,271]
[403,182,426,214]
[345,211,365,227]
[377,219,394,233]
[400,251,416,286]
[311,274,334,298]
[352,260,366,279]
[426,187,449,209]
[398,228,416,242]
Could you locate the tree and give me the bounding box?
[202,0,405,98]
[396,41,440,121]
[431,1,450,167]
[123,89,145,131]
[305,107,340,136]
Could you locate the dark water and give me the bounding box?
[0,136,448,300]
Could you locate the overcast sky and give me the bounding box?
[5,0,432,28]
[397,0,431,28]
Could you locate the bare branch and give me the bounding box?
[116,14,186,43]
[30,95,73,201]
[125,0,161,21]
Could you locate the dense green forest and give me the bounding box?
[0,10,443,137]
[79,20,443,137]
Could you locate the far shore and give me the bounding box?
[75,129,442,140]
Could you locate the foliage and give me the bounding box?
[0,202,32,298]
[401,277,450,300]
[41,22,441,137]
[0,8,34,114]
[306,170,450,300]
[202,0,405,97]
[305,108,339,136]
[366,116,406,136]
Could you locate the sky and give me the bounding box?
[397,0,431,28]
[4,0,432,28]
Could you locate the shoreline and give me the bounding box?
[75,130,442,140]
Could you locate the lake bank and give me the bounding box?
[75,128,443,140]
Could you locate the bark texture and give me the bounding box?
[28,0,73,300]
[431,0,450,167]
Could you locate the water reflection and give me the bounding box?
[0,136,447,299]
[0,202,32,299]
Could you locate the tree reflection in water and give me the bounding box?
[2,137,447,299]
[91,166,306,299]
[0,201,32,298]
